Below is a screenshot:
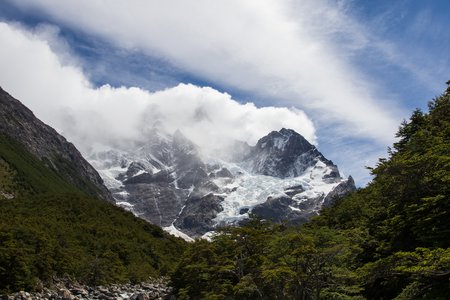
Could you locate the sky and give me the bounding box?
[0,0,448,186]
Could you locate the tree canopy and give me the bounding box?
[171,83,450,299]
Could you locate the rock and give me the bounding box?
[284,185,304,197]
[174,193,224,236]
[215,168,233,178]
[130,293,139,300]
[136,293,149,300]
[70,288,88,297]
[57,288,72,300]
[251,196,311,224]
[124,183,188,227]
[97,293,108,300]
[252,196,293,221]
[243,128,331,178]
[239,207,249,214]
[323,176,356,207]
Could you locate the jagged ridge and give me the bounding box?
[90,126,355,238]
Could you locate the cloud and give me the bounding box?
[0,22,316,157]
[9,0,403,145]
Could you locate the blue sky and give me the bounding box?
[0,0,448,186]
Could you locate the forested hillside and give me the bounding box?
[0,114,187,293]
[171,83,450,299]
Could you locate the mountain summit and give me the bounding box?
[90,127,355,238]
[243,128,340,180]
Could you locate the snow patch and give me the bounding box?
[289,205,301,212]
[273,136,288,150]
[116,201,134,207]
[163,225,194,242]
[212,161,339,225]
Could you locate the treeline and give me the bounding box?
[171,83,450,299]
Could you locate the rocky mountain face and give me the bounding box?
[0,87,113,201]
[243,128,340,179]
[89,126,356,239]
[0,86,355,239]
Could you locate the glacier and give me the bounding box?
[87,127,355,238]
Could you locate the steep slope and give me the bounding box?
[0,87,112,201]
[0,88,187,293]
[90,126,355,238]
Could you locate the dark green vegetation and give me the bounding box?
[0,134,78,196]
[0,134,186,293]
[171,84,450,299]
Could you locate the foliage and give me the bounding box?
[0,134,78,196]
[171,83,450,299]
[316,82,450,298]
[0,134,187,293]
[172,220,363,299]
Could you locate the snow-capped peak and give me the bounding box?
[87,128,355,239]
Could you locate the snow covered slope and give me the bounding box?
[88,128,355,239]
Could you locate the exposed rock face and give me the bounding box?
[123,183,188,227]
[90,126,356,238]
[171,130,208,189]
[251,197,299,223]
[215,167,233,178]
[174,193,224,237]
[0,87,112,201]
[323,176,356,207]
[88,129,212,228]
[243,128,340,181]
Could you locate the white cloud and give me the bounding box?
[0,22,316,157]
[9,0,403,145]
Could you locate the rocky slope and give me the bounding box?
[0,87,112,201]
[90,126,355,238]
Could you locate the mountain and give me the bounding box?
[90,126,355,238]
[0,87,187,292]
[243,128,338,179]
[0,87,112,201]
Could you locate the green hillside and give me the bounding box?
[0,134,186,293]
[171,83,450,299]
[0,134,79,197]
